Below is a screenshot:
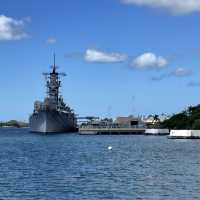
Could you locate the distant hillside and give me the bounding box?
[161,104,200,130]
[0,120,29,128]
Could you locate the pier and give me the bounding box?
[79,127,145,135]
[168,130,200,139]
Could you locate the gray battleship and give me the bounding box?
[29,55,77,133]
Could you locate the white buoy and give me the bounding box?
[108,146,112,150]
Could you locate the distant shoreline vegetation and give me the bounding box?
[161,104,200,130]
[0,120,29,128]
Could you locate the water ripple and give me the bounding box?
[0,129,199,199]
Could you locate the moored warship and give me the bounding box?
[29,55,77,133]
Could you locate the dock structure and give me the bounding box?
[145,129,169,136]
[168,130,200,139]
[79,127,145,135]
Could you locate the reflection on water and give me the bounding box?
[0,128,200,200]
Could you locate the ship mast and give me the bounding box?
[48,53,60,104]
[53,53,56,73]
[43,54,66,107]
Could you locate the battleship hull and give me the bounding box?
[29,111,77,134]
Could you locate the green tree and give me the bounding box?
[192,119,200,130]
[161,111,189,130]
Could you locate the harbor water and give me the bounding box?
[0,128,200,199]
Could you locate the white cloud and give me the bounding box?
[188,80,200,87]
[84,48,127,63]
[132,52,167,69]
[0,15,28,40]
[152,67,192,81]
[171,67,192,77]
[151,74,166,81]
[47,37,56,44]
[121,0,200,15]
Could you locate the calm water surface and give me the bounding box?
[0,128,200,200]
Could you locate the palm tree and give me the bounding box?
[153,115,160,128]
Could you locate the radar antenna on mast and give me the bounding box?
[53,53,56,73]
[43,54,67,77]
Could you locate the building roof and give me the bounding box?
[115,116,139,124]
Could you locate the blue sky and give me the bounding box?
[1,0,200,121]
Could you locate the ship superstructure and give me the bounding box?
[29,55,77,133]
